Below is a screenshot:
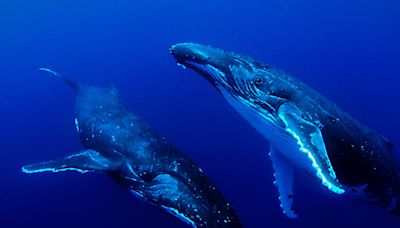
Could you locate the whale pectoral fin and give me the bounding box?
[269,145,297,218]
[278,103,345,194]
[22,149,118,174]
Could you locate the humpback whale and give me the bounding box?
[22,68,241,228]
[170,43,400,218]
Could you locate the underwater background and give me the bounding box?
[1,0,400,227]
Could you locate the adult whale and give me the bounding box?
[170,43,400,218]
[22,68,241,228]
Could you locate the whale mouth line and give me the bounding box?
[175,60,224,89]
[175,60,195,70]
[176,62,187,70]
[176,59,279,125]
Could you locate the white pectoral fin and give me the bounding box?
[269,145,297,218]
[278,103,345,194]
[22,149,119,174]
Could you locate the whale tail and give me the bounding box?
[39,68,79,92]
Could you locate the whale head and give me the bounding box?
[170,43,289,125]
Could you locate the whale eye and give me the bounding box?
[254,77,264,86]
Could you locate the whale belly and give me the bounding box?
[221,92,314,174]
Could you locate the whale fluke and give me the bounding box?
[38,67,79,92]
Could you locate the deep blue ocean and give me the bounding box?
[1,0,400,227]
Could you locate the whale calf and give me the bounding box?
[170,43,400,218]
[22,68,241,227]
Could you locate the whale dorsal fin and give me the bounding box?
[269,145,297,218]
[278,103,345,194]
[22,149,120,174]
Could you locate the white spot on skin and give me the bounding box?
[74,118,79,132]
[172,161,179,172]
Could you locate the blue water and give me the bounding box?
[1,0,400,227]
